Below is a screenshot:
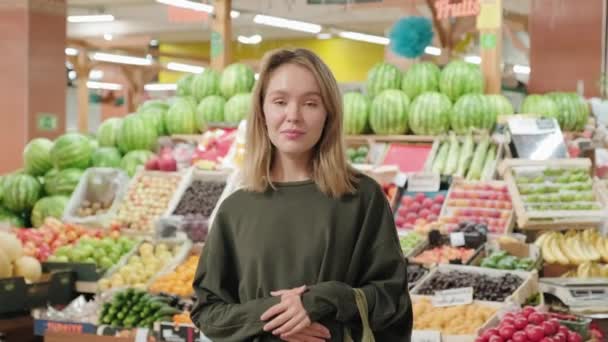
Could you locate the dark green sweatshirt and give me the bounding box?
[191,174,412,341]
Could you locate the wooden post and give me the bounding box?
[75,50,92,133]
[477,0,503,94]
[121,65,161,112]
[211,0,232,70]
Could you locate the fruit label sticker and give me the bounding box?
[37,113,58,131]
[411,330,441,342]
[407,173,440,192]
[449,232,466,247]
[432,287,474,307]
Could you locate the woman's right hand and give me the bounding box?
[280,322,332,342]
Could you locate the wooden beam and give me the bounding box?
[426,0,448,48]
[75,51,91,133]
[211,0,232,70]
[477,0,503,94]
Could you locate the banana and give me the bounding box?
[591,263,603,277]
[577,262,593,278]
[560,235,584,265]
[541,233,558,264]
[578,234,602,261]
[594,234,608,263]
[534,231,551,248]
[601,264,608,277]
[550,234,571,266]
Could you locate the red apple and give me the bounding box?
[410,203,422,213]
[430,204,442,215]
[158,155,177,172]
[483,328,500,339]
[422,198,433,209]
[499,325,516,340]
[566,332,581,342]
[427,214,438,222]
[398,207,409,217]
[434,194,445,203]
[395,217,405,227]
[419,209,431,219]
[512,331,528,342]
[405,213,418,224]
[414,193,425,202]
[557,326,569,336]
[541,321,556,336]
[145,157,160,170]
[528,312,545,325]
[526,325,545,342]
[552,333,566,342]
[488,336,504,342]
[401,196,414,205]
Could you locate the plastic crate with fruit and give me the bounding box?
[438,180,514,235]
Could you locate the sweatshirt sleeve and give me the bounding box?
[191,210,280,341]
[301,181,412,333]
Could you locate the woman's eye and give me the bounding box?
[273,99,286,105]
[305,102,318,107]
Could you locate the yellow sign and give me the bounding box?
[476,0,502,30]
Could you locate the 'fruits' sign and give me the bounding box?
[435,0,481,20]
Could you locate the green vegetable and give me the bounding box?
[466,134,490,180]
[431,142,450,174]
[480,144,497,180]
[497,256,518,270]
[443,132,461,175]
[455,132,474,177]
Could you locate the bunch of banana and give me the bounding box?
[561,262,608,278]
[534,229,608,266]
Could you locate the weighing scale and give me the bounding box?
[540,278,608,318]
[507,117,569,159]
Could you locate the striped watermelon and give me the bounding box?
[369,89,410,134]
[191,69,221,101]
[450,94,494,134]
[23,138,54,176]
[486,94,514,117]
[50,133,93,170]
[43,169,59,195]
[366,62,402,98]
[2,174,41,212]
[220,63,255,99]
[408,92,451,135]
[121,150,155,177]
[166,97,198,134]
[138,99,168,113]
[343,92,370,135]
[176,74,194,96]
[520,94,558,119]
[138,106,167,136]
[439,60,484,101]
[92,147,122,168]
[196,95,225,128]
[224,93,252,124]
[45,168,84,196]
[117,114,158,153]
[31,196,69,228]
[401,62,441,100]
[546,92,589,131]
[97,118,122,147]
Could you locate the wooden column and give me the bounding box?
[75,50,91,133]
[477,0,503,94]
[211,0,232,70]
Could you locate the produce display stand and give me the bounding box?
[499,158,608,229]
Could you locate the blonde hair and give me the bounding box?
[242,48,358,198]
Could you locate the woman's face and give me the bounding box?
[263,63,327,159]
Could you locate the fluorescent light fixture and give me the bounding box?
[65,47,79,56]
[317,33,332,40]
[425,46,441,56]
[68,70,77,81]
[67,14,115,23]
[145,83,178,91]
[150,39,159,46]
[89,70,104,80]
[464,55,481,64]
[103,33,113,41]
[237,34,262,45]
[87,81,123,90]
[338,31,389,45]
[254,73,259,80]
[92,52,152,66]
[253,14,321,34]
[156,0,239,18]
[166,62,204,74]
[513,64,531,74]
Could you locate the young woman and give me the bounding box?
[191,48,412,342]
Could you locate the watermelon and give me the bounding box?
[2,174,41,212]
[23,138,54,176]
[91,147,122,168]
[166,97,198,134]
[401,62,441,100]
[439,60,484,101]
[369,89,410,134]
[117,114,158,153]
[50,133,93,170]
[97,118,122,147]
[44,168,84,196]
[343,92,370,135]
[196,95,225,128]
[450,94,493,134]
[0,207,25,227]
[220,63,255,99]
[366,62,402,98]
[176,74,194,96]
[42,169,59,195]
[121,150,155,177]
[138,107,167,136]
[408,92,451,135]
[545,92,589,131]
[31,196,69,228]
[191,69,221,101]
[486,94,514,116]
[224,93,252,124]
[138,99,169,113]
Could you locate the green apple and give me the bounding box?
[54,246,71,257]
[99,256,114,270]
[84,257,96,265]
[55,255,69,262]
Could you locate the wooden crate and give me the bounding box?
[499,158,608,230]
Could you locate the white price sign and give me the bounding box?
[432,287,474,307]
[412,330,441,342]
[449,232,466,247]
[407,172,440,192]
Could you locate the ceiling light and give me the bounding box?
[68,70,77,81]
[67,14,115,23]
[230,10,240,18]
[253,14,321,34]
[87,81,123,90]
[149,39,159,46]
[338,31,389,45]
[166,62,204,74]
[317,33,332,40]
[513,64,531,74]
[254,73,259,80]
[464,55,481,64]
[424,46,441,56]
[156,0,239,18]
[65,47,79,56]
[91,52,152,66]
[145,83,178,91]
[103,33,113,41]
[237,34,262,45]
[89,70,104,80]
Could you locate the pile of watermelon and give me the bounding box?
[520,92,590,131]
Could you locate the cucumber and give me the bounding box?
[431,142,450,174]
[455,132,474,177]
[466,134,490,180]
[443,132,460,175]
[480,145,497,180]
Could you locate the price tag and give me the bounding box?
[407,173,440,192]
[411,330,441,342]
[432,287,474,307]
[449,232,466,247]
[393,172,408,187]
[135,328,149,342]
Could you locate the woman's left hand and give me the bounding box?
[261,285,311,337]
